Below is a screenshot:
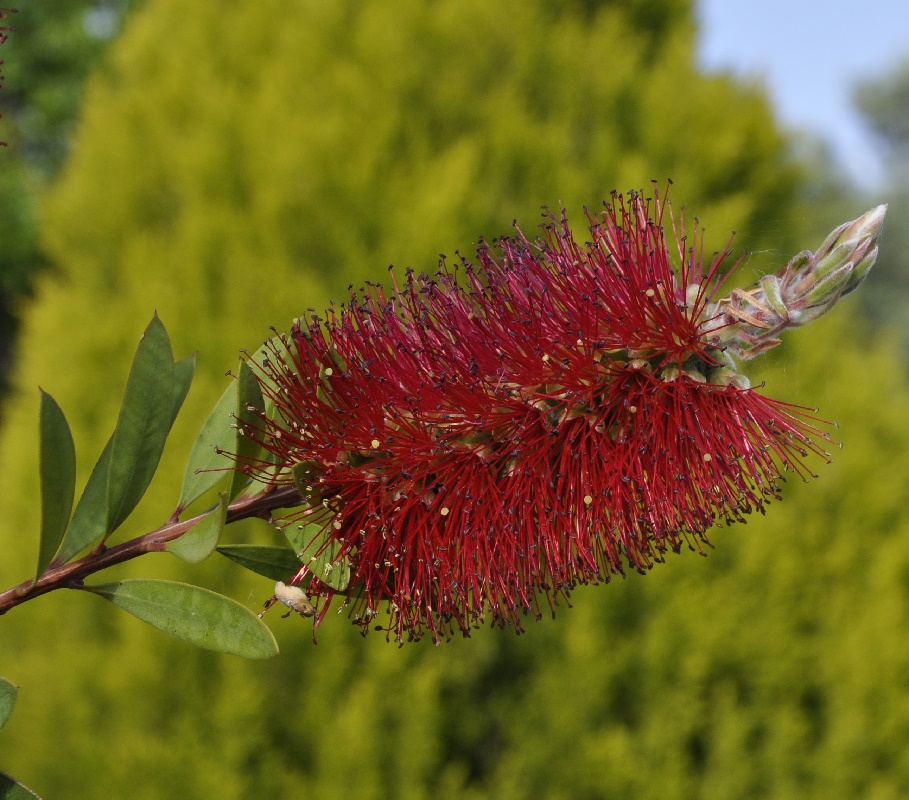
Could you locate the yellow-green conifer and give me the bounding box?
[4,1,900,797]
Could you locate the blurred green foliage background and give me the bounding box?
[0,0,135,388]
[1,0,908,797]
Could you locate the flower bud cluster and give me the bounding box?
[703,205,886,360]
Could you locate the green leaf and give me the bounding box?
[87,579,278,659]
[169,353,196,430]
[0,677,17,731]
[282,522,311,555]
[217,544,301,582]
[107,315,175,533]
[291,461,322,505]
[36,391,76,578]
[229,360,266,500]
[53,435,113,565]
[286,523,351,591]
[0,773,41,799]
[249,333,299,394]
[166,493,227,564]
[178,380,238,511]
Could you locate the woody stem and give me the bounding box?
[0,484,303,616]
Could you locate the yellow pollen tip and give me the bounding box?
[646,288,655,297]
[371,439,381,449]
[324,367,333,376]
[440,507,450,516]
[583,495,593,506]
[703,453,712,462]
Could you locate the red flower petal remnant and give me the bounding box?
[243,187,880,644]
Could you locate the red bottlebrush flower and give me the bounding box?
[243,187,885,644]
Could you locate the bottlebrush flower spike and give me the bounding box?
[241,188,884,644]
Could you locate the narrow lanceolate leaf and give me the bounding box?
[53,436,112,565]
[234,451,287,502]
[54,345,188,561]
[249,333,299,394]
[0,677,17,731]
[107,315,175,533]
[229,360,266,500]
[0,773,41,799]
[36,391,76,578]
[169,353,196,430]
[178,380,238,512]
[217,544,301,582]
[166,493,227,564]
[286,524,350,592]
[87,579,278,659]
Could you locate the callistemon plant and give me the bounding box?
[241,188,886,643]
[0,190,888,800]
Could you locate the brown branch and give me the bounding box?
[0,484,303,616]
